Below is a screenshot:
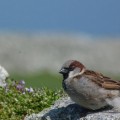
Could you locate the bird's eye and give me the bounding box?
[69,66,75,71]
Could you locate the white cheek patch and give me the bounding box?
[68,68,82,78]
[69,71,75,78]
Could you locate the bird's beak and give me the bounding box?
[59,68,68,74]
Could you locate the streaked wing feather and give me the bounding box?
[84,70,120,90]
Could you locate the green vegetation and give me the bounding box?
[0,77,64,120]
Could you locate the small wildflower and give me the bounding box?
[25,87,29,92]
[25,87,34,93]
[19,80,25,85]
[22,92,26,94]
[29,87,34,93]
[16,84,24,92]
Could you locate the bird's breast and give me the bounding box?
[63,76,100,96]
[62,76,108,110]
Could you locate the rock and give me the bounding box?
[0,65,9,87]
[25,97,120,120]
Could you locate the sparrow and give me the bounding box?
[59,60,120,110]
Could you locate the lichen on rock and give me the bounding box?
[0,65,9,87]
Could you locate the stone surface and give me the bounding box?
[25,97,120,120]
[0,65,9,87]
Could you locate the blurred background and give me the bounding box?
[0,0,120,89]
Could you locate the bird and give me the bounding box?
[59,60,120,111]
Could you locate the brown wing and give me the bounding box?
[84,70,120,90]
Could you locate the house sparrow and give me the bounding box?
[59,60,120,110]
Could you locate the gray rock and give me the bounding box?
[25,97,120,120]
